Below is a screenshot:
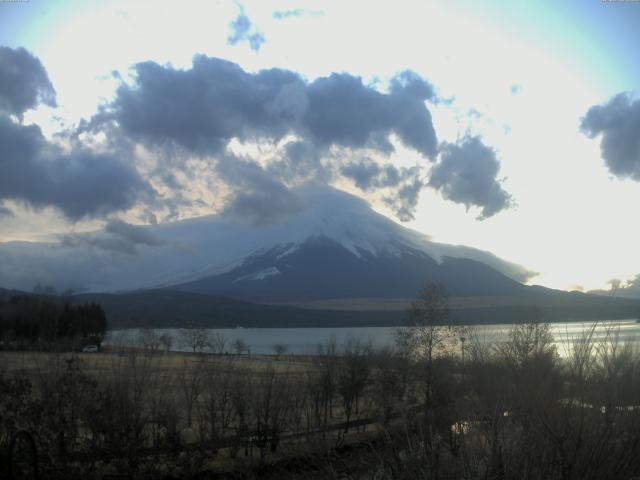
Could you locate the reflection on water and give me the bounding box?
[106,319,640,356]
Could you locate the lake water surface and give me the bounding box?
[106,319,640,356]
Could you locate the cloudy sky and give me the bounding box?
[0,0,639,292]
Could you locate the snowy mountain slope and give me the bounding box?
[0,184,534,295]
[174,234,530,301]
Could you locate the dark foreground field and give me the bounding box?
[2,321,640,479]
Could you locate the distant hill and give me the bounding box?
[76,289,639,329]
[1,287,638,329]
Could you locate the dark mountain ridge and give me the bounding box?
[175,235,529,302]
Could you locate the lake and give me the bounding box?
[106,319,640,356]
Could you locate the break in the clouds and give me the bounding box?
[581,93,640,181]
[429,136,512,219]
[340,160,424,221]
[0,116,153,220]
[383,178,425,222]
[227,11,266,52]
[0,46,56,118]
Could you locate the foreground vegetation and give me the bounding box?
[2,286,640,479]
[1,328,640,478]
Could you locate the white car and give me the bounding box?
[82,345,99,353]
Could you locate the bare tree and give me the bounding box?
[158,332,173,353]
[395,284,457,360]
[137,328,161,354]
[316,338,339,431]
[495,318,556,369]
[179,327,210,354]
[209,331,227,354]
[176,358,205,428]
[249,366,291,459]
[608,278,621,297]
[229,372,251,458]
[338,338,371,432]
[371,346,403,426]
[232,338,249,356]
[271,343,288,360]
[394,283,462,465]
[199,359,236,448]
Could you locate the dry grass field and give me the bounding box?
[3,320,640,479]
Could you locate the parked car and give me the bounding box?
[82,345,99,353]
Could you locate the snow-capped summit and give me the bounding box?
[0,185,533,298]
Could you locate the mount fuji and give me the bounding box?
[2,185,638,327]
[0,185,533,299]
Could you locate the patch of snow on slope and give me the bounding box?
[275,243,299,260]
[233,267,281,283]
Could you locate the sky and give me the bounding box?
[0,0,639,293]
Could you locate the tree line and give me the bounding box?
[0,294,107,348]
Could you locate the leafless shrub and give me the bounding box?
[176,357,205,429]
[209,331,227,354]
[179,326,210,353]
[272,342,288,360]
[198,358,236,449]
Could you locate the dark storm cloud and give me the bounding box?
[0,116,154,220]
[105,219,166,246]
[223,188,303,226]
[429,136,512,219]
[227,13,266,51]
[218,155,304,226]
[581,93,640,181]
[61,219,167,255]
[92,56,438,160]
[341,160,414,190]
[267,140,329,183]
[340,161,382,190]
[61,234,138,255]
[0,46,56,118]
[389,70,435,100]
[304,72,437,157]
[96,56,303,153]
